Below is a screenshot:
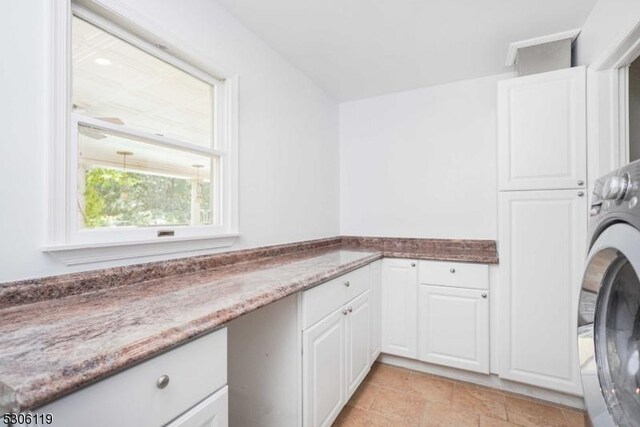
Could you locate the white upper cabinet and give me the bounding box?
[498,189,587,395]
[498,66,586,191]
[381,258,418,358]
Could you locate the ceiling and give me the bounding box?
[215,0,598,101]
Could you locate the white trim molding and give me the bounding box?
[592,19,640,71]
[44,0,240,264]
[505,28,581,66]
[45,0,71,246]
[585,17,640,189]
[44,234,240,265]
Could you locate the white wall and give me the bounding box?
[0,0,339,282]
[340,73,512,239]
[574,0,640,66]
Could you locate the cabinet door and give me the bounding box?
[418,286,489,373]
[498,66,586,191]
[381,258,418,358]
[345,291,371,397]
[166,386,228,427]
[302,309,345,427]
[498,189,587,395]
[370,261,382,360]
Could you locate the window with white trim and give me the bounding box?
[47,3,238,260]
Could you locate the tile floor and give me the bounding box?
[333,362,587,427]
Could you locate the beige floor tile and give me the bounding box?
[406,371,455,403]
[452,383,507,420]
[505,396,566,427]
[479,415,521,427]
[367,363,411,391]
[347,381,382,410]
[337,363,589,427]
[333,405,393,427]
[370,386,428,424]
[561,409,587,427]
[421,401,479,427]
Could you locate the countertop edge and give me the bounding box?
[381,251,499,264]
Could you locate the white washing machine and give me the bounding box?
[579,161,640,426]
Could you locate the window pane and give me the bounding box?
[72,16,214,147]
[77,125,217,229]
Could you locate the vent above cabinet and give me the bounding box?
[506,29,581,77]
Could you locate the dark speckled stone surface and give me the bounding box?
[0,248,380,412]
[341,236,499,264]
[0,236,497,412]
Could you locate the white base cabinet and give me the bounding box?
[345,291,372,397]
[381,258,418,358]
[498,189,586,395]
[418,285,489,374]
[303,308,347,427]
[166,386,229,427]
[17,329,229,427]
[302,266,372,427]
[369,260,382,360]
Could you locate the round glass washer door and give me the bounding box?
[580,223,640,426]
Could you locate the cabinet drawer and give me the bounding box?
[166,385,228,427]
[418,261,488,290]
[302,266,369,329]
[33,328,227,427]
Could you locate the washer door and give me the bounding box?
[580,223,640,426]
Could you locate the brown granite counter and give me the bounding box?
[342,236,499,264]
[0,248,380,412]
[0,236,497,412]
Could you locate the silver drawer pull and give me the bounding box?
[157,374,170,389]
[342,308,348,315]
[450,268,456,273]
[481,293,487,299]
[344,281,350,287]
[411,262,416,267]
[348,307,353,313]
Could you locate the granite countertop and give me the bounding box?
[0,236,498,412]
[0,248,380,412]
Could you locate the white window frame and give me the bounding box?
[44,0,239,265]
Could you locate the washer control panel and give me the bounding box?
[590,161,640,226]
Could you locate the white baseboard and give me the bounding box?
[377,354,585,410]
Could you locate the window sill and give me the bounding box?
[43,233,240,266]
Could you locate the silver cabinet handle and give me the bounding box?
[157,374,170,389]
[344,281,350,287]
[578,180,584,186]
[342,308,348,315]
[450,268,456,273]
[411,262,416,267]
[348,307,353,313]
[578,191,585,197]
[481,293,487,299]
